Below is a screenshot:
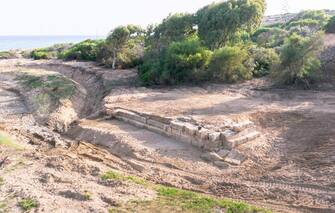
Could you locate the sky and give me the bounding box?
[0,0,335,36]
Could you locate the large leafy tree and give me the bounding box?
[105,25,144,69]
[196,0,266,50]
[146,13,196,50]
[272,33,323,87]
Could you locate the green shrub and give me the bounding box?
[272,33,323,87]
[249,47,280,77]
[18,198,38,211]
[253,27,288,48]
[60,39,104,61]
[326,15,335,33]
[208,46,253,83]
[139,38,212,85]
[31,49,50,60]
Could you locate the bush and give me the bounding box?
[326,15,335,33]
[31,49,50,60]
[253,27,288,48]
[249,47,280,77]
[208,46,253,83]
[139,38,212,85]
[30,43,72,60]
[272,33,323,87]
[60,39,104,61]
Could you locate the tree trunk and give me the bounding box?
[112,50,116,70]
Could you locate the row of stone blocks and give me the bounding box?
[107,108,260,153]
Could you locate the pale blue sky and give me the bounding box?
[0,0,334,36]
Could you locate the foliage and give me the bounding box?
[272,33,323,87]
[0,51,17,59]
[147,13,196,49]
[101,170,147,186]
[60,39,103,61]
[31,43,72,60]
[18,198,38,211]
[16,74,76,100]
[208,46,253,83]
[0,131,22,150]
[249,46,280,77]
[31,49,50,60]
[252,27,288,48]
[196,0,266,49]
[285,10,330,35]
[326,15,335,33]
[103,25,145,69]
[139,38,212,85]
[113,185,271,213]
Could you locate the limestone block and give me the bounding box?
[147,114,172,124]
[209,132,221,142]
[191,139,204,149]
[213,161,229,169]
[217,149,230,158]
[170,121,185,131]
[146,125,166,135]
[196,129,210,141]
[224,150,246,165]
[221,129,236,140]
[127,119,146,129]
[203,140,222,151]
[179,134,194,144]
[147,119,165,129]
[201,152,223,162]
[115,110,146,124]
[184,123,199,136]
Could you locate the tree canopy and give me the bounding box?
[196,0,266,50]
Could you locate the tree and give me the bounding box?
[139,38,212,85]
[105,25,144,69]
[208,46,253,82]
[326,15,335,33]
[146,13,196,50]
[196,0,266,50]
[272,33,323,87]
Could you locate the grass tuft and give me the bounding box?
[0,131,22,150]
[101,170,147,186]
[18,198,38,211]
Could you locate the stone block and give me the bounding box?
[213,161,229,169]
[209,132,221,142]
[184,123,199,136]
[201,152,223,162]
[224,150,246,165]
[203,140,221,151]
[217,149,230,158]
[179,134,193,144]
[115,110,146,124]
[196,129,210,141]
[147,114,172,124]
[147,119,165,129]
[191,139,204,149]
[170,121,185,131]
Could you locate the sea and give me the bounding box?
[0,35,104,51]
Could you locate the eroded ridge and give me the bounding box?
[106,107,260,165]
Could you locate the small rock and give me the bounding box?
[209,132,221,142]
[201,152,223,162]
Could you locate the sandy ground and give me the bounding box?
[0,59,335,212]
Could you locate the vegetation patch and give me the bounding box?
[110,186,270,213]
[16,74,76,100]
[103,170,269,213]
[0,131,22,150]
[18,198,38,211]
[101,170,147,186]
